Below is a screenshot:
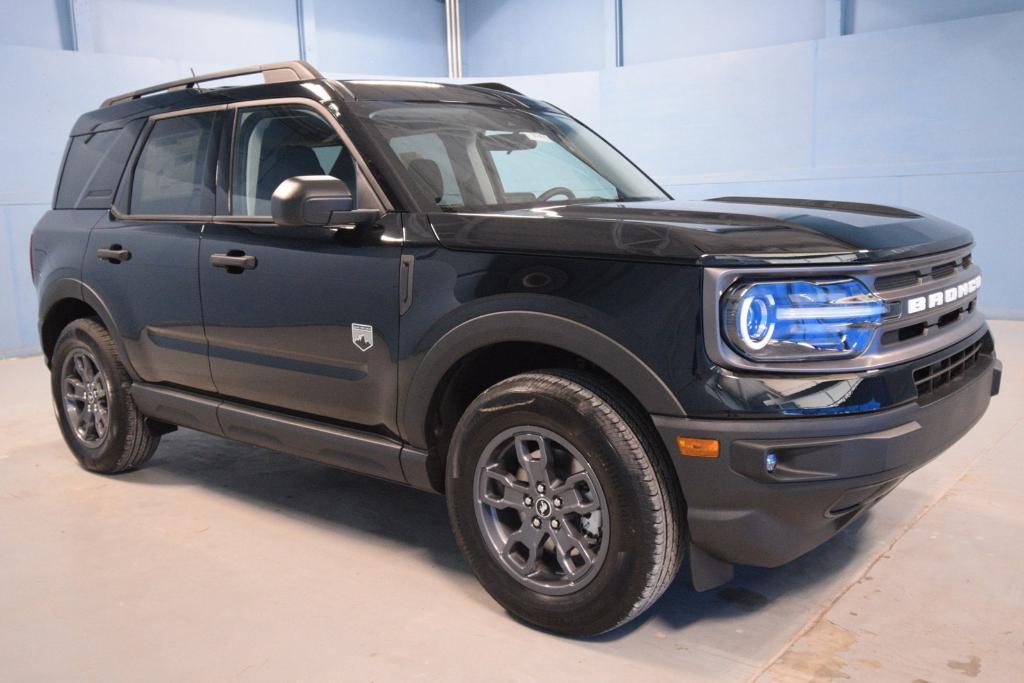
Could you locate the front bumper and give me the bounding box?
[653,348,1001,574]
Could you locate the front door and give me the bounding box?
[199,102,400,431]
[84,108,223,392]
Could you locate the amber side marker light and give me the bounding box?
[676,436,720,458]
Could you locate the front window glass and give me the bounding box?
[231,105,356,216]
[359,103,666,211]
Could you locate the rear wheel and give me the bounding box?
[51,318,160,473]
[447,370,684,636]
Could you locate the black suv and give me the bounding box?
[33,61,1000,636]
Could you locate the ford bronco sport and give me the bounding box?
[32,61,1000,636]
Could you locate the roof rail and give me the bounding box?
[467,82,523,95]
[100,60,326,108]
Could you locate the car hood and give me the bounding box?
[427,197,974,265]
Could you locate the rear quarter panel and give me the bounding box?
[33,208,106,320]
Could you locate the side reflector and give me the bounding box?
[676,436,719,458]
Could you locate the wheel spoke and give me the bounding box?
[65,377,86,398]
[559,490,599,515]
[550,522,596,578]
[502,524,546,576]
[94,405,108,436]
[68,405,86,429]
[514,433,551,487]
[74,354,94,382]
[480,466,531,510]
[552,471,600,514]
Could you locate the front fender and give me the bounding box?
[399,309,686,449]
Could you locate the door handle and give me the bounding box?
[96,246,131,264]
[210,251,257,272]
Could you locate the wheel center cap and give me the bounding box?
[535,498,552,517]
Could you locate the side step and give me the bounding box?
[130,384,435,492]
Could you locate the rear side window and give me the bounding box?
[55,122,143,210]
[130,112,218,216]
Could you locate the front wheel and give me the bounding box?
[447,370,684,636]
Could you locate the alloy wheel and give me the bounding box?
[473,426,609,595]
[60,349,111,448]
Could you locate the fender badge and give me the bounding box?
[352,323,374,352]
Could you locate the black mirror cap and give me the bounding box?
[271,175,354,227]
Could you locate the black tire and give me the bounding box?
[50,317,160,473]
[447,369,684,637]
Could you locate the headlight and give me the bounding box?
[722,279,885,361]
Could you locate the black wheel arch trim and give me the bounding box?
[399,310,686,449]
[38,277,140,380]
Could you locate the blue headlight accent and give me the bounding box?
[722,279,885,361]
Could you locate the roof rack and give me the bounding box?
[100,60,326,108]
[467,82,523,95]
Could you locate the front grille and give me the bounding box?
[914,340,984,397]
[874,253,971,292]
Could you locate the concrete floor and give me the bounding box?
[0,320,1021,682]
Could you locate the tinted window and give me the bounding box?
[130,113,217,215]
[56,120,145,210]
[387,132,462,206]
[56,131,116,209]
[361,103,666,211]
[231,105,355,216]
[485,130,617,203]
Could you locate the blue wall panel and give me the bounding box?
[84,0,300,63]
[598,42,817,179]
[315,0,447,77]
[0,205,46,358]
[461,0,609,76]
[850,0,1024,34]
[813,15,1024,168]
[0,0,69,50]
[621,0,826,64]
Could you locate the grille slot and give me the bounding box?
[913,340,984,397]
[875,271,919,290]
[930,261,957,280]
[874,253,972,292]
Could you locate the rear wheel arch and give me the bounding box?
[40,281,135,379]
[41,298,100,363]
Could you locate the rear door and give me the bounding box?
[84,107,223,391]
[199,101,401,431]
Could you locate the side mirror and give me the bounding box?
[271,175,379,228]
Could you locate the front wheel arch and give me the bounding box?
[400,311,686,451]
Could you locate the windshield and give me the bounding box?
[356,103,668,211]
